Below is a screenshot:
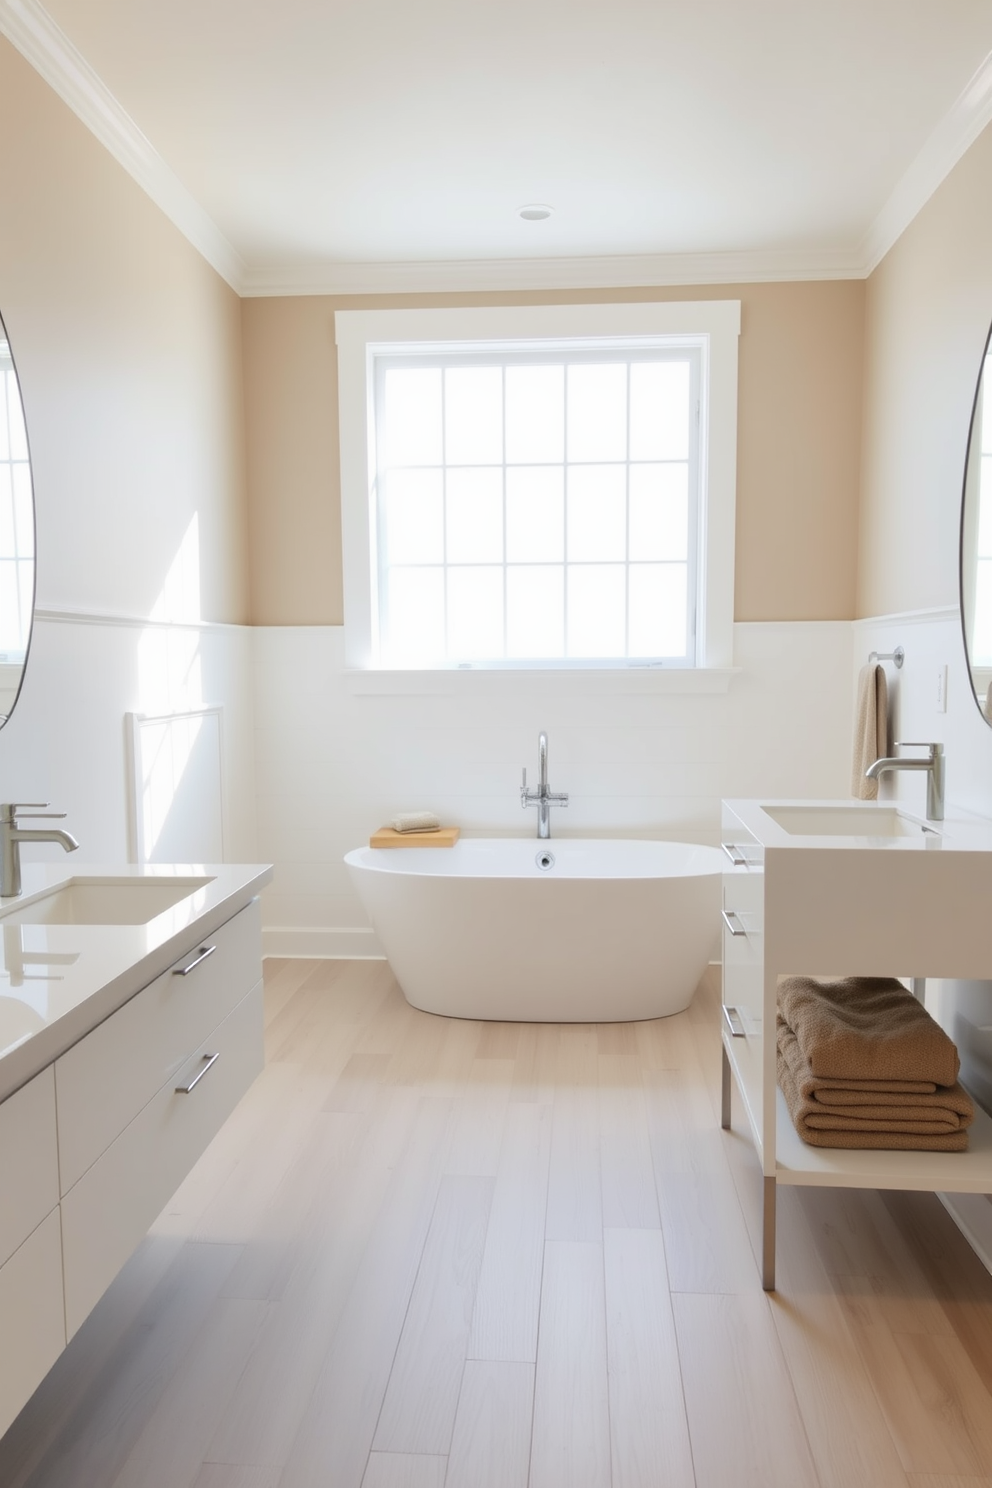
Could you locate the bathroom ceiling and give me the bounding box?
[15,0,992,291]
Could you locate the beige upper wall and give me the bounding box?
[860,123,992,619]
[0,37,249,625]
[243,280,864,626]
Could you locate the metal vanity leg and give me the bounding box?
[762,1176,776,1291]
[721,1044,732,1129]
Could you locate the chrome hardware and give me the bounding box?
[175,1051,220,1094]
[865,740,945,822]
[172,944,217,977]
[868,646,904,669]
[721,908,746,937]
[520,731,569,839]
[536,850,555,871]
[721,843,748,866]
[0,802,79,898]
[723,1005,745,1037]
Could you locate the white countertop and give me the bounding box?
[0,861,273,1103]
[724,798,992,854]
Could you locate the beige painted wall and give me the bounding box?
[0,37,248,624]
[859,123,992,619]
[243,280,864,626]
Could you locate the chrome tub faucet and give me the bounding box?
[865,742,945,822]
[0,802,79,898]
[521,731,569,839]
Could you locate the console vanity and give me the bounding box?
[0,860,272,1437]
[721,798,992,1290]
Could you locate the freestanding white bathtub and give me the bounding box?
[344,837,723,1022]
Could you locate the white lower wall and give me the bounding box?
[253,621,856,956]
[853,606,992,819]
[0,612,257,869]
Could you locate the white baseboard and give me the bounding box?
[262,925,385,959]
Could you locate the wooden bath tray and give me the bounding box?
[369,826,460,848]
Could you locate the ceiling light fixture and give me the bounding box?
[519,204,553,221]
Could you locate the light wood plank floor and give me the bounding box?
[4,958,992,1487]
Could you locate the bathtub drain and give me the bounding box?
[536,850,555,871]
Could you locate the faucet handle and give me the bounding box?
[0,802,67,822]
[894,741,941,754]
[0,802,46,822]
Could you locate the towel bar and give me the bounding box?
[869,646,904,669]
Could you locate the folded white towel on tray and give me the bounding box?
[391,812,441,833]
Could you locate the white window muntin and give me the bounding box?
[337,301,740,673]
[371,342,701,668]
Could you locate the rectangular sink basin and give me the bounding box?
[760,805,930,838]
[0,877,215,926]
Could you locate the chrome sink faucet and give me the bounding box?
[0,802,79,898]
[521,731,569,839]
[865,742,945,822]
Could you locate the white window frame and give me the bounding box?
[337,301,740,672]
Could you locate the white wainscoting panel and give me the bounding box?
[126,707,224,864]
[252,621,856,957]
[0,614,256,868]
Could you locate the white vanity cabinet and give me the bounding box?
[720,799,992,1291]
[0,1070,65,1435]
[0,881,267,1438]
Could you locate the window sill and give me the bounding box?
[344,667,741,697]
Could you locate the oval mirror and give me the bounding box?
[0,313,36,727]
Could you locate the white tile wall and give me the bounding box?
[253,620,855,955]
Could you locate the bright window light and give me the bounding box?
[372,346,700,667]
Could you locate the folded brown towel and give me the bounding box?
[852,662,888,799]
[778,975,960,1087]
[777,1017,973,1150]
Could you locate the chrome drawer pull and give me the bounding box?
[721,909,746,937]
[723,1005,746,1038]
[176,1051,220,1094]
[172,944,216,977]
[721,842,748,866]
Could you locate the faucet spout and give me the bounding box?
[0,803,79,898]
[521,731,569,839]
[865,742,944,822]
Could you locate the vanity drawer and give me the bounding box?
[722,866,764,935]
[55,899,262,1193]
[0,1208,66,1439]
[61,979,263,1339]
[722,874,764,1037]
[0,1067,59,1269]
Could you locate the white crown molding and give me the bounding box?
[4,0,992,296]
[240,246,866,298]
[862,46,992,274]
[0,0,246,292]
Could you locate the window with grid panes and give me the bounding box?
[373,345,699,667]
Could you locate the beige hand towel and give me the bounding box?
[777,1018,973,1151]
[777,975,960,1087]
[851,662,888,798]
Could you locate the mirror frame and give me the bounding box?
[959,316,992,727]
[0,312,37,731]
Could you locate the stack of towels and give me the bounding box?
[777,975,975,1151]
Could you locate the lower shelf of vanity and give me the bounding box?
[724,1026,992,1193]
